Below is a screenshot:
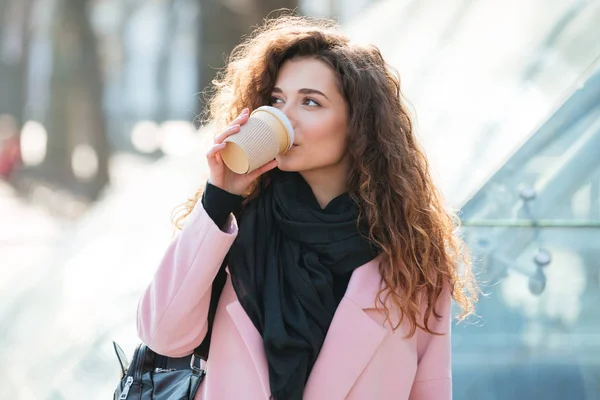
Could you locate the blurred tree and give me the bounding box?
[39,0,110,200]
[0,0,31,129]
[197,0,298,118]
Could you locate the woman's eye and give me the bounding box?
[270,96,283,105]
[304,98,320,107]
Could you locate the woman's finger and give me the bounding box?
[247,159,278,181]
[214,124,241,144]
[213,109,250,143]
[230,109,250,127]
[224,109,250,129]
[235,107,250,120]
[206,142,227,159]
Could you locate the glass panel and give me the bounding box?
[347,0,600,207]
[462,101,600,222]
[454,62,600,400]
[454,227,600,399]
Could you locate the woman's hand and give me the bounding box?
[206,108,278,196]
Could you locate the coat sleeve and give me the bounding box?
[408,289,453,400]
[136,202,238,357]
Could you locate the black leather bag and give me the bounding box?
[112,341,206,400]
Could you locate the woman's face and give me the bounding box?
[270,57,349,175]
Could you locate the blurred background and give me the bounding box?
[1,0,599,398]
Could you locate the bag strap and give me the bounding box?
[193,259,228,360]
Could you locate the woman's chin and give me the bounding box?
[275,157,298,172]
[275,163,295,172]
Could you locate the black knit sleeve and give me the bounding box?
[201,182,244,230]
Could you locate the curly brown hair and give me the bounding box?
[174,14,478,336]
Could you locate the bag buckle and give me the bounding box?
[190,354,207,375]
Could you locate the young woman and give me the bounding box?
[137,15,477,400]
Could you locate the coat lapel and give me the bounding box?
[225,256,387,400]
[226,300,271,399]
[303,256,388,399]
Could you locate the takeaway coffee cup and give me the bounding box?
[220,106,295,174]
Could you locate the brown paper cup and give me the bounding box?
[221,106,294,174]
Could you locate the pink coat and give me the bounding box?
[137,202,452,399]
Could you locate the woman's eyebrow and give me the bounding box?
[272,87,329,100]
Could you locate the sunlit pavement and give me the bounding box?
[0,179,65,294]
[0,130,214,398]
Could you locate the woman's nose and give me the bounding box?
[280,104,297,130]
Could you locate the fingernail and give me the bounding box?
[242,108,249,114]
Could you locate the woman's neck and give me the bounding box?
[300,162,349,209]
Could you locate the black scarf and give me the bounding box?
[228,170,378,400]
